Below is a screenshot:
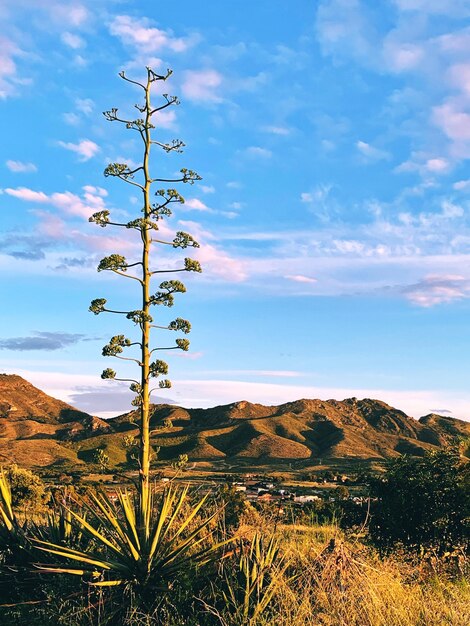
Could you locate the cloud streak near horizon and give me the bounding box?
[0,332,86,351]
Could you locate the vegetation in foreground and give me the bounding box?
[0,449,468,625]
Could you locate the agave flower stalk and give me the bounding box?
[87,67,202,539]
[27,68,218,604]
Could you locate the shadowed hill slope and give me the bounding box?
[0,375,110,467]
[108,397,470,466]
[0,375,469,469]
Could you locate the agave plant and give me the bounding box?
[219,533,289,625]
[0,469,31,568]
[33,485,226,607]
[33,501,90,553]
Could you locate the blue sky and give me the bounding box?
[2,0,470,419]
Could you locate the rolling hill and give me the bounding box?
[0,374,468,470]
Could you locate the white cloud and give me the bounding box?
[4,185,107,219]
[285,275,317,284]
[195,243,247,281]
[401,274,470,306]
[244,146,272,159]
[425,158,450,173]
[4,187,47,203]
[432,101,470,157]
[453,179,470,190]
[6,160,37,173]
[57,139,100,161]
[321,139,336,151]
[7,367,470,419]
[156,109,177,129]
[184,198,211,212]
[299,186,334,222]
[383,40,424,73]
[395,152,452,176]
[0,37,22,99]
[53,3,89,27]
[61,32,85,49]
[262,125,290,135]
[181,69,223,103]
[63,112,80,126]
[316,0,377,67]
[200,185,215,194]
[207,370,304,378]
[82,185,107,197]
[73,54,87,68]
[441,200,463,218]
[75,98,93,115]
[110,15,194,53]
[392,0,470,16]
[356,140,391,161]
[448,63,470,97]
[315,1,470,171]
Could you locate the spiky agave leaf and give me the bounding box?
[0,470,14,532]
[32,486,229,590]
[221,533,289,625]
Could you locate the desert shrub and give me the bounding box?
[4,465,49,511]
[218,485,247,530]
[369,448,469,553]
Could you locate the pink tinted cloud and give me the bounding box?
[433,101,470,157]
[402,274,470,306]
[194,243,247,282]
[4,187,48,202]
[6,160,37,173]
[57,139,100,161]
[109,15,194,53]
[0,38,24,99]
[4,186,107,219]
[184,198,211,211]
[285,274,318,284]
[181,69,223,102]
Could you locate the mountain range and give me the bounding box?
[0,374,468,471]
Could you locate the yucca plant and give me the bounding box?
[33,503,89,552]
[217,533,289,626]
[0,469,31,568]
[33,485,225,609]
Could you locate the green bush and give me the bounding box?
[4,465,49,511]
[369,448,469,553]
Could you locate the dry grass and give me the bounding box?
[230,522,470,626]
